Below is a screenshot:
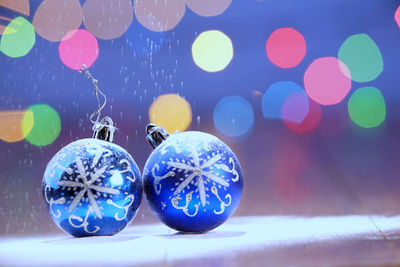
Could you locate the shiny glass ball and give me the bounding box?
[143,131,243,233]
[42,138,142,237]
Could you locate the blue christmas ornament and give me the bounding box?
[43,137,142,237]
[42,65,142,237]
[143,124,243,233]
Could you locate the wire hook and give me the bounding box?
[79,64,116,142]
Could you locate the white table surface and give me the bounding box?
[1,215,400,267]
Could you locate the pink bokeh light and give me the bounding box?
[395,5,400,29]
[58,29,99,70]
[304,57,351,106]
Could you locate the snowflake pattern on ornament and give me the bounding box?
[43,139,141,236]
[148,133,240,217]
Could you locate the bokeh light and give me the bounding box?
[348,86,386,128]
[83,0,133,40]
[0,25,6,35]
[186,0,232,17]
[0,16,35,58]
[33,0,82,42]
[149,94,192,134]
[125,19,165,56]
[134,0,185,32]
[23,104,61,147]
[284,99,322,134]
[59,29,99,70]
[213,96,254,137]
[192,30,233,72]
[338,34,383,83]
[304,57,352,105]
[0,110,33,143]
[0,0,30,16]
[395,6,400,29]
[261,81,309,123]
[0,18,14,36]
[281,91,310,124]
[266,27,306,68]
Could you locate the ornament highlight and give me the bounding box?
[143,124,243,233]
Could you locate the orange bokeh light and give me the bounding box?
[0,110,33,143]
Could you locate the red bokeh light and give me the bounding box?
[266,27,306,68]
[284,99,322,134]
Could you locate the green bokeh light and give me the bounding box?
[348,87,386,128]
[23,104,61,146]
[338,34,383,83]
[0,16,35,58]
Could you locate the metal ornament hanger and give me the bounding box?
[79,64,115,142]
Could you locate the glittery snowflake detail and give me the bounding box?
[44,144,136,233]
[58,157,119,219]
[152,142,239,216]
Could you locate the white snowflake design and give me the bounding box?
[58,156,120,219]
[44,143,136,234]
[151,141,239,217]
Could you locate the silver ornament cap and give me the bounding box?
[146,123,170,149]
[92,116,115,143]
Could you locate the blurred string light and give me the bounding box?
[191,30,233,72]
[58,29,99,70]
[33,0,82,42]
[83,0,133,40]
[304,57,352,105]
[0,110,33,143]
[348,86,386,128]
[261,81,309,124]
[23,104,61,147]
[186,0,232,17]
[134,0,185,32]
[149,94,192,134]
[395,5,400,28]
[213,96,254,137]
[0,0,29,16]
[0,16,35,58]
[125,19,165,56]
[266,27,306,68]
[338,34,383,83]
[0,16,13,35]
[0,24,6,35]
[283,99,322,134]
[0,0,30,34]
